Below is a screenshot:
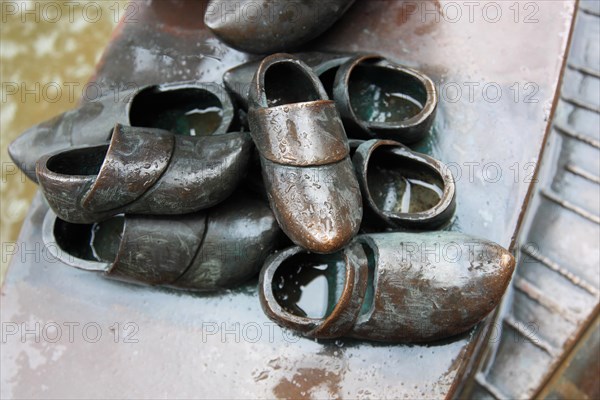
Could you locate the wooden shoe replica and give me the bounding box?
[351,139,456,230]
[334,54,438,143]
[224,52,354,109]
[247,53,362,254]
[43,191,284,291]
[225,52,437,144]
[259,232,515,342]
[204,0,356,54]
[36,124,251,223]
[8,81,235,182]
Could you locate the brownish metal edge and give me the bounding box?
[533,305,600,399]
[448,4,581,398]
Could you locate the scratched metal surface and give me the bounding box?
[0,1,574,398]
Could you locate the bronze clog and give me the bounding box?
[247,54,362,254]
[224,52,354,109]
[259,232,515,342]
[36,124,251,224]
[351,139,456,230]
[334,54,438,144]
[204,0,356,54]
[9,81,235,182]
[43,191,285,291]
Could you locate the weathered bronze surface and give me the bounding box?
[43,190,284,290]
[204,0,356,54]
[36,124,251,223]
[1,1,575,398]
[247,54,362,254]
[224,51,353,109]
[351,139,456,230]
[226,51,437,143]
[333,54,438,144]
[260,232,515,342]
[9,81,236,182]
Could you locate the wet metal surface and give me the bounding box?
[247,54,362,254]
[352,139,456,230]
[35,125,251,223]
[42,190,283,290]
[204,0,356,54]
[1,0,575,398]
[9,81,238,183]
[260,232,514,342]
[334,54,438,144]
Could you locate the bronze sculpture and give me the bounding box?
[204,0,357,54]
[351,139,456,230]
[247,53,363,254]
[36,124,251,223]
[43,191,284,290]
[9,81,236,182]
[260,232,515,342]
[333,54,438,143]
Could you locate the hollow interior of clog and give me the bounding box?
[366,148,444,214]
[264,63,320,107]
[53,216,124,263]
[46,145,107,176]
[349,63,427,125]
[272,245,375,319]
[130,87,224,136]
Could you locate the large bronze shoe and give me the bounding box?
[259,232,515,342]
[204,0,356,54]
[247,53,362,254]
[351,139,456,230]
[8,81,235,182]
[36,124,251,224]
[43,191,284,291]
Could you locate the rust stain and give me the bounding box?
[273,368,343,399]
[415,22,438,37]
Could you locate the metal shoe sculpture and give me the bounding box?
[247,53,363,254]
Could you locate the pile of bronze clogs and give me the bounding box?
[8,0,515,343]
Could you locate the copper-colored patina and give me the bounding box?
[224,52,353,109]
[334,54,438,144]
[1,1,575,398]
[247,54,362,254]
[351,139,456,230]
[260,232,515,342]
[9,81,236,182]
[36,124,251,223]
[226,52,438,143]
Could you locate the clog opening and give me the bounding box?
[349,63,428,125]
[130,87,224,136]
[53,216,124,263]
[46,146,107,176]
[272,251,346,319]
[264,63,320,107]
[367,148,444,214]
